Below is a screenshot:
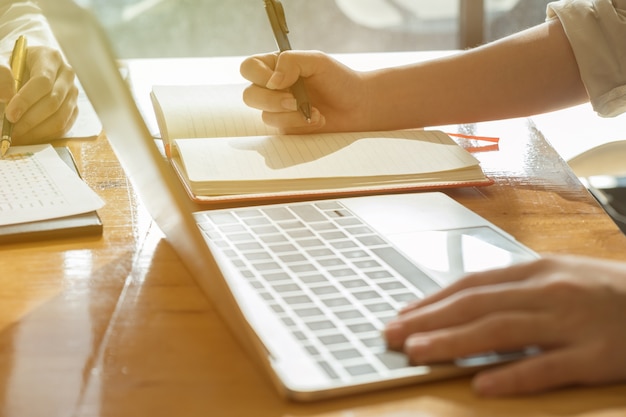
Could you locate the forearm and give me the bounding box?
[364,19,588,130]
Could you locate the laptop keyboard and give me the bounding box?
[194,201,442,381]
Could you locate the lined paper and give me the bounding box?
[151,84,278,142]
[173,130,484,194]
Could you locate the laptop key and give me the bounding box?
[376,351,410,370]
[317,361,340,380]
[318,334,349,345]
[206,212,238,224]
[347,322,377,333]
[345,363,377,377]
[271,282,301,292]
[305,320,336,331]
[290,204,327,222]
[263,207,296,221]
[371,247,441,296]
[331,348,362,361]
[364,302,395,313]
[334,309,364,320]
[360,336,386,349]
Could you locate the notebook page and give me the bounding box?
[61,82,103,139]
[151,84,278,142]
[0,145,104,226]
[174,130,480,182]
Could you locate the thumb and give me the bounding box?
[266,50,317,90]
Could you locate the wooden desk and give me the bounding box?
[2,58,626,416]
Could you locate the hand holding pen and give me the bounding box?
[241,3,371,134]
[1,35,27,157]
[263,0,312,122]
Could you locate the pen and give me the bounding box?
[1,35,28,157]
[263,0,312,123]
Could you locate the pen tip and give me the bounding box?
[0,140,9,158]
[300,104,312,124]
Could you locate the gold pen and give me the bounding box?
[1,35,28,157]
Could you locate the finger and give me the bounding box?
[401,312,554,364]
[14,87,78,143]
[242,83,298,113]
[239,53,279,86]
[11,67,77,134]
[416,254,614,314]
[247,50,330,92]
[16,104,78,144]
[400,257,551,314]
[268,51,324,90]
[261,107,325,134]
[6,74,56,122]
[472,346,592,396]
[393,277,544,331]
[6,48,70,122]
[384,281,549,350]
[26,46,66,86]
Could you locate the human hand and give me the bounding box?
[384,256,626,396]
[0,45,78,144]
[240,50,372,134]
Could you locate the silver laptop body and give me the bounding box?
[39,0,539,401]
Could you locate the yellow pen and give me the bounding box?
[1,35,28,157]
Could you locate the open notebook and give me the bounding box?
[150,82,492,204]
[40,0,539,401]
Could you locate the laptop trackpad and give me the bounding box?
[387,226,538,287]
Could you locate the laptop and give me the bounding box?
[39,0,540,401]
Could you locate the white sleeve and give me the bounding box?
[0,1,58,58]
[547,0,626,117]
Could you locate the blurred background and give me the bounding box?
[82,0,552,58]
[76,0,626,233]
